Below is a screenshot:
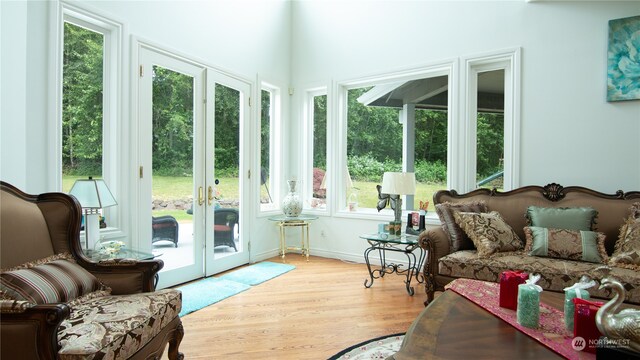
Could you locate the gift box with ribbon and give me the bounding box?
[563,276,595,332]
[499,270,529,310]
[573,297,604,353]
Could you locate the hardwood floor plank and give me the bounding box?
[166,256,426,359]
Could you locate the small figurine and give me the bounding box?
[595,277,640,352]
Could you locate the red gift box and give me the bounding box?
[499,270,529,310]
[573,297,604,353]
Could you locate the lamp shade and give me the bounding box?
[381,172,416,195]
[69,177,117,209]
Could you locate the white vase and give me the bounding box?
[282,180,302,217]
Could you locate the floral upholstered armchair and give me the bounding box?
[0,181,184,360]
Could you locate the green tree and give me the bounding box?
[151,66,194,176]
[62,22,104,175]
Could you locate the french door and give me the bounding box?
[138,44,250,288]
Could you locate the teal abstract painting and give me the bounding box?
[607,15,640,102]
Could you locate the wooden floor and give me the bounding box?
[165,255,428,359]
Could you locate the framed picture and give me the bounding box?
[607,15,640,102]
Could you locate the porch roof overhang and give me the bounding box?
[357,71,505,113]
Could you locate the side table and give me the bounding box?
[85,247,161,287]
[268,214,318,262]
[359,233,424,295]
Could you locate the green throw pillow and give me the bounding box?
[525,206,597,231]
[524,226,607,263]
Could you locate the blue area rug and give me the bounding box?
[177,277,250,317]
[219,261,296,286]
[176,261,295,317]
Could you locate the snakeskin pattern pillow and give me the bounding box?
[453,211,523,257]
[524,226,607,263]
[609,217,640,270]
[436,201,488,252]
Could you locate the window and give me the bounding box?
[303,88,328,212]
[58,4,121,231]
[464,49,520,191]
[337,66,453,215]
[329,51,519,218]
[475,70,505,189]
[259,83,281,212]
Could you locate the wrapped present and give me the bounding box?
[573,297,604,353]
[563,276,595,331]
[499,270,529,310]
[517,274,543,329]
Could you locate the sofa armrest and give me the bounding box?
[1,301,70,360]
[79,258,164,295]
[418,226,451,260]
[418,226,452,305]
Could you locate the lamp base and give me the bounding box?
[84,213,101,251]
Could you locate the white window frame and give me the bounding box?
[258,81,282,214]
[53,2,124,237]
[334,61,457,220]
[462,48,521,192]
[301,86,331,215]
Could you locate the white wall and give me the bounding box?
[2,0,640,267]
[290,1,640,262]
[0,0,291,259]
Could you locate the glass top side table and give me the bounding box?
[85,248,158,262]
[359,233,424,295]
[268,214,319,262]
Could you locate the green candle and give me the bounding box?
[517,276,542,329]
[564,288,590,331]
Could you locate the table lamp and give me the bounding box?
[69,177,117,251]
[381,172,416,233]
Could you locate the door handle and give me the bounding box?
[198,187,204,206]
[208,186,214,206]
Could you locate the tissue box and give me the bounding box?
[499,270,529,310]
[573,297,604,353]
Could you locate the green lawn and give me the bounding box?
[352,180,442,212]
[63,176,445,213]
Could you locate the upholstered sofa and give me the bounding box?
[0,181,184,359]
[419,183,640,305]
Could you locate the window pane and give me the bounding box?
[311,94,327,209]
[62,22,104,192]
[260,89,275,208]
[347,87,402,210]
[415,109,447,212]
[476,69,505,190]
[476,113,504,189]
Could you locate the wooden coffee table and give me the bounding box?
[391,289,568,359]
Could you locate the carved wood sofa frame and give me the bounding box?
[420,183,640,305]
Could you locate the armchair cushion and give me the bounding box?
[58,289,182,360]
[1,253,107,304]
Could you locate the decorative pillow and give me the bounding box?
[436,201,488,252]
[524,226,607,263]
[525,206,598,231]
[630,202,640,220]
[0,253,106,304]
[453,211,523,258]
[609,217,640,270]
